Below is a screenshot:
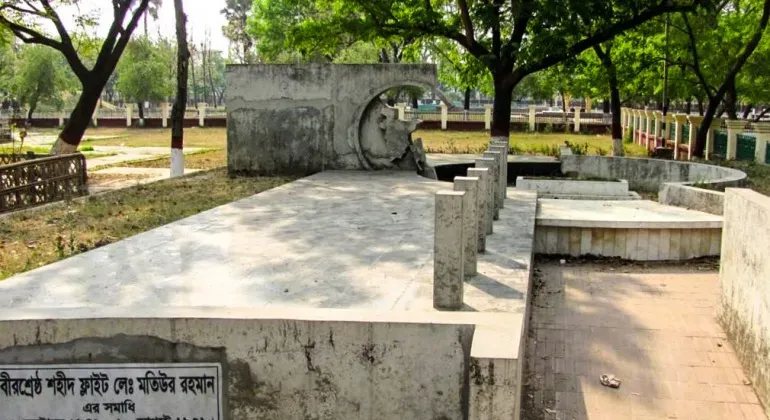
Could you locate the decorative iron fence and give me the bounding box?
[0,153,88,214]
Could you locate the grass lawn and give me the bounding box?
[0,144,117,159]
[0,170,292,280]
[32,127,229,149]
[718,160,770,196]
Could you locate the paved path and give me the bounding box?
[87,146,206,169]
[522,262,767,420]
[0,171,536,314]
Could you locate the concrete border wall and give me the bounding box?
[560,155,746,214]
[718,189,770,418]
[659,184,726,215]
[0,307,524,420]
[560,156,747,192]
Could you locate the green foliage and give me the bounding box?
[565,141,590,155]
[12,46,69,114]
[116,37,174,105]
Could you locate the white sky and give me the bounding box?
[59,0,230,52]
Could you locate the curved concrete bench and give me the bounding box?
[560,156,747,215]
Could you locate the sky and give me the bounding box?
[59,0,231,52]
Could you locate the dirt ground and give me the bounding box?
[520,258,767,420]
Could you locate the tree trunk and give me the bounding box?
[742,104,753,119]
[171,0,190,178]
[464,88,471,110]
[725,75,738,120]
[609,76,623,156]
[50,82,105,154]
[137,102,145,121]
[685,98,692,114]
[26,102,37,122]
[603,98,610,114]
[697,97,704,116]
[693,0,770,157]
[490,77,513,138]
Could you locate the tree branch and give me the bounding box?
[456,0,476,45]
[681,12,715,100]
[517,1,702,79]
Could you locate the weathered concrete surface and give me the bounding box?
[434,190,466,310]
[719,188,770,418]
[659,183,725,215]
[0,172,535,315]
[535,199,723,261]
[0,307,494,420]
[226,64,437,175]
[0,171,539,419]
[560,155,746,193]
[516,177,630,196]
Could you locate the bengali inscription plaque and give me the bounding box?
[0,363,222,420]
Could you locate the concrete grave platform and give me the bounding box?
[0,170,538,419]
[535,199,723,260]
[0,171,535,313]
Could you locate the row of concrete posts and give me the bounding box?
[620,107,770,163]
[433,137,509,310]
[58,103,211,129]
[397,103,585,133]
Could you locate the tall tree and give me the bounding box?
[12,45,68,120]
[171,0,190,177]
[221,0,256,63]
[672,0,770,156]
[0,0,150,154]
[274,0,708,139]
[115,37,173,121]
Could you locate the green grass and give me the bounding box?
[716,160,770,197]
[0,170,293,280]
[0,144,117,159]
[416,130,649,156]
[32,127,229,149]
[32,127,648,157]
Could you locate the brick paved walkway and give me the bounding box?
[522,262,767,420]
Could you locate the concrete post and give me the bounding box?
[467,167,490,252]
[396,103,406,120]
[485,148,505,211]
[724,120,745,160]
[197,102,207,127]
[653,111,663,148]
[644,108,653,149]
[58,111,65,128]
[92,105,99,128]
[673,114,688,160]
[490,138,508,198]
[528,104,536,132]
[440,103,448,130]
[475,157,499,222]
[454,177,479,277]
[573,108,581,133]
[434,190,465,311]
[162,102,170,128]
[753,122,770,164]
[686,115,703,160]
[125,103,133,127]
[484,104,493,131]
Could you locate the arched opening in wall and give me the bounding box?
[351,81,454,174]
